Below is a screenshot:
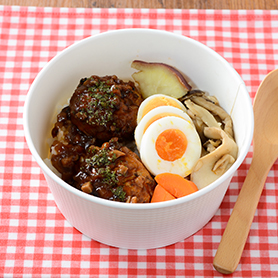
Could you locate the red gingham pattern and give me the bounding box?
[1,5,278,278]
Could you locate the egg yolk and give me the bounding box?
[155,129,188,161]
[143,113,185,133]
[142,97,182,119]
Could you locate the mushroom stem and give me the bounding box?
[190,96,234,139]
[191,127,238,189]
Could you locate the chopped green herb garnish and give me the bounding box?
[98,166,118,185]
[88,80,111,94]
[111,186,126,202]
[86,148,117,167]
[78,89,117,126]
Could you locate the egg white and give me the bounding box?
[137,94,186,124]
[140,116,201,177]
[135,106,193,151]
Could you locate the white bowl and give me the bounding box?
[23,29,254,249]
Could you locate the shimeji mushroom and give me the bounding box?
[182,91,238,189]
[191,127,238,189]
[183,99,221,144]
[188,96,234,139]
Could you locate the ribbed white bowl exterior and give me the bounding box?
[44,170,232,249]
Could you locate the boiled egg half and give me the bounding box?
[135,105,193,151]
[139,116,202,177]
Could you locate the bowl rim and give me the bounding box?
[23,28,254,210]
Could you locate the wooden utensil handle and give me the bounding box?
[213,160,269,274]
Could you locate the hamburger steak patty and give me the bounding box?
[74,138,156,203]
[69,75,143,143]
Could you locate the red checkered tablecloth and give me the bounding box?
[1,5,278,277]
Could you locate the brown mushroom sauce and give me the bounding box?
[50,75,156,203]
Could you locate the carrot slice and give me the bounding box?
[155,172,198,198]
[151,184,176,203]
